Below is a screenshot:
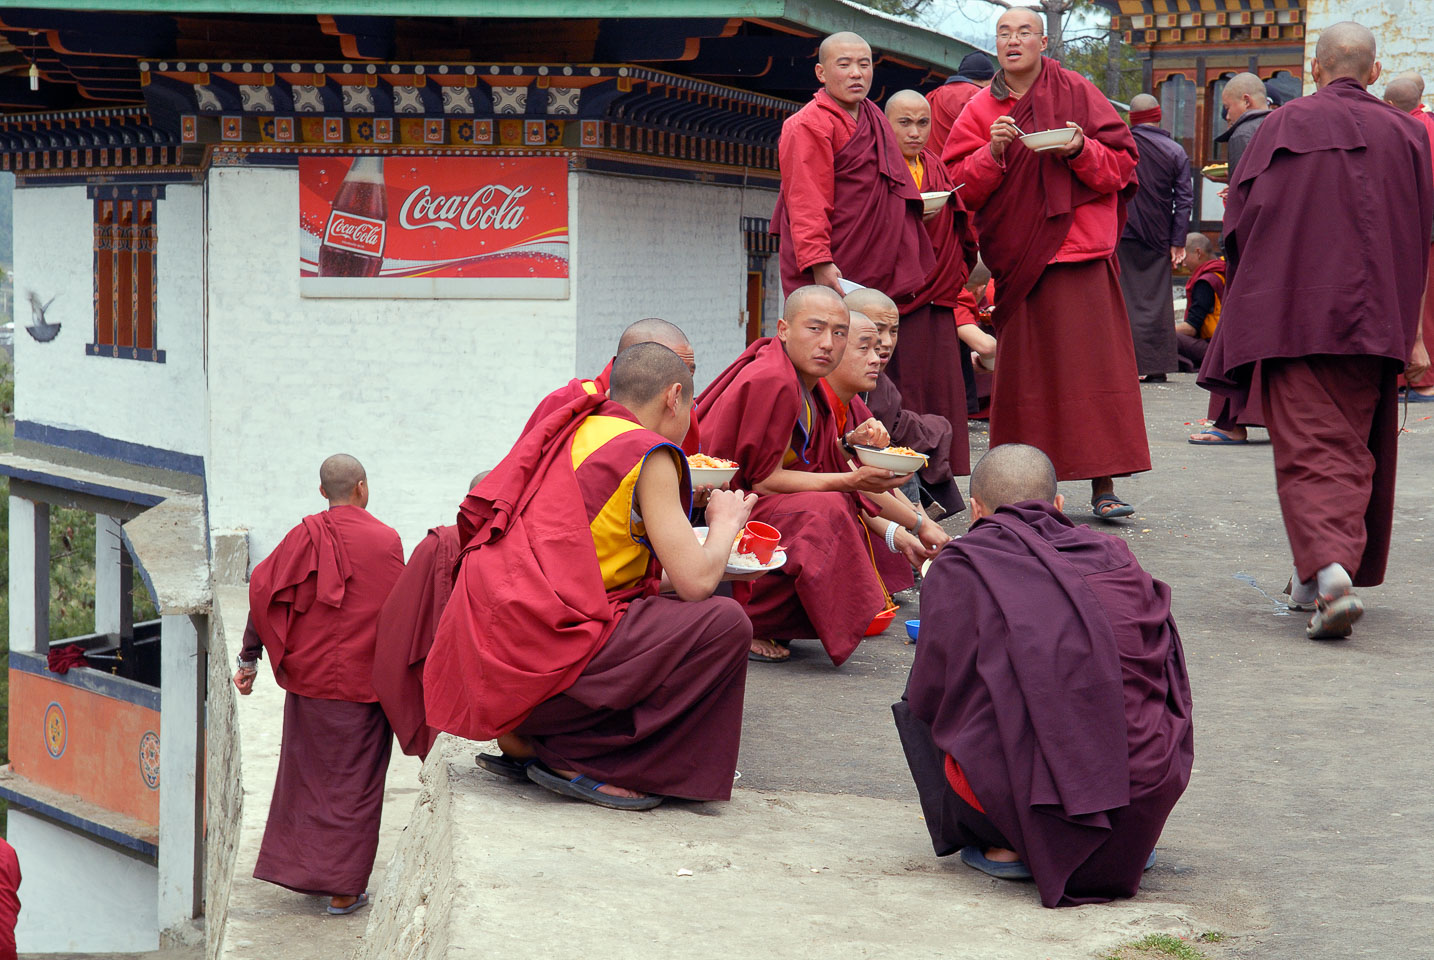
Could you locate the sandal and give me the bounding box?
[748,639,791,663]
[1188,428,1247,445]
[1307,590,1363,640]
[1091,493,1135,520]
[526,763,663,811]
[475,753,537,782]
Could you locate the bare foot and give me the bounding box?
[983,847,1022,863]
[1190,425,1246,442]
[551,766,647,800]
[750,638,791,661]
[330,895,358,910]
[495,733,536,759]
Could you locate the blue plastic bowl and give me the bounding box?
[905,619,920,642]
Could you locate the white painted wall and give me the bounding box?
[9,810,159,953]
[10,183,207,456]
[203,166,579,563]
[573,174,763,392]
[1305,3,1434,95]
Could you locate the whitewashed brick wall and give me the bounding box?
[10,183,207,456]
[573,174,775,392]
[204,166,579,563]
[1305,4,1434,93]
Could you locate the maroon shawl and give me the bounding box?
[905,501,1193,907]
[1184,258,1226,301]
[957,59,1138,309]
[1201,78,1434,394]
[904,146,977,310]
[773,93,934,298]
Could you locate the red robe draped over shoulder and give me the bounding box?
[373,524,461,758]
[772,90,934,298]
[522,361,700,455]
[697,338,885,664]
[426,395,684,740]
[248,505,404,702]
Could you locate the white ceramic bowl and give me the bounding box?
[920,191,951,215]
[689,465,738,487]
[1019,127,1079,152]
[853,445,927,475]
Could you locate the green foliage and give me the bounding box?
[1062,33,1145,102]
[1102,932,1212,960]
[0,355,12,419]
[853,0,936,17]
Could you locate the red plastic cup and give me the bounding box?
[737,521,781,564]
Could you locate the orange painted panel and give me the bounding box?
[7,670,161,827]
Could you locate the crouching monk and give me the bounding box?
[424,343,757,810]
[234,454,405,915]
[893,444,1194,907]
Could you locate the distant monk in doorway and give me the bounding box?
[772,31,934,298]
[893,444,1193,907]
[234,454,405,916]
[372,471,488,761]
[424,343,757,810]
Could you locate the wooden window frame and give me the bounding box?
[86,184,165,363]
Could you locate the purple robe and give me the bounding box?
[898,501,1193,907]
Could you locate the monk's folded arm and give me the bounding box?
[1065,133,1133,194]
[780,119,839,272]
[752,463,857,496]
[636,454,734,602]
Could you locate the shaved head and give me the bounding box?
[1314,21,1378,87]
[970,443,1058,511]
[784,283,846,320]
[819,31,870,65]
[843,287,898,317]
[968,258,991,288]
[847,311,876,337]
[999,6,1044,32]
[1398,70,1426,97]
[1223,72,1266,103]
[1185,232,1214,256]
[616,317,694,375]
[320,454,366,504]
[884,88,929,116]
[609,341,693,410]
[469,470,490,493]
[1129,93,1158,112]
[1384,77,1421,112]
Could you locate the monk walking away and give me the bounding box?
[772,31,933,298]
[372,471,487,761]
[234,454,405,916]
[697,285,909,665]
[424,343,758,810]
[893,444,1194,908]
[943,7,1149,519]
[1198,22,1433,639]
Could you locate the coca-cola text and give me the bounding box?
[399,184,531,232]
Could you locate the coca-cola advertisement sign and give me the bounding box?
[300,156,568,299]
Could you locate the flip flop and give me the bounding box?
[475,752,537,782]
[526,763,664,811]
[1307,590,1363,640]
[958,846,1032,881]
[1405,390,1434,403]
[1188,429,1247,445]
[1091,493,1135,520]
[327,892,369,916]
[748,640,791,663]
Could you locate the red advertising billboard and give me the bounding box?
[299,156,569,298]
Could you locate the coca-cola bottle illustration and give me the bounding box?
[318,157,387,278]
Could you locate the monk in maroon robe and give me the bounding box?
[372,473,487,761]
[522,317,700,455]
[894,444,1193,907]
[881,90,977,502]
[945,8,1148,519]
[819,311,951,593]
[1383,76,1434,402]
[426,344,757,809]
[233,454,405,915]
[771,31,934,298]
[1200,23,1433,639]
[697,285,908,664]
[847,287,966,515]
[0,838,17,960]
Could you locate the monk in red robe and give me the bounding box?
[0,838,18,960]
[233,454,405,915]
[425,343,757,809]
[523,317,700,456]
[846,287,965,515]
[772,31,934,298]
[944,8,1148,519]
[881,90,977,498]
[1383,76,1434,403]
[819,311,950,591]
[894,444,1193,907]
[1200,23,1433,639]
[372,472,487,761]
[697,285,908,664]
[928,52,994,153]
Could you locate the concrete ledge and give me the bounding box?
[360,738,1205,960]
[0,769,159,860]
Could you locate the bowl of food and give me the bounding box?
[692,527,787,575]
[1019,127,1079,152]
[687,453,739,487]
[920,190,951,215]
[1201,162,1229,183]
[853,444,928,475]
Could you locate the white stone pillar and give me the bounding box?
[95,514,124,636]
[158,613,205,929]
[8,495,50,653]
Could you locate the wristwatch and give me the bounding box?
[236,656,257,670]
